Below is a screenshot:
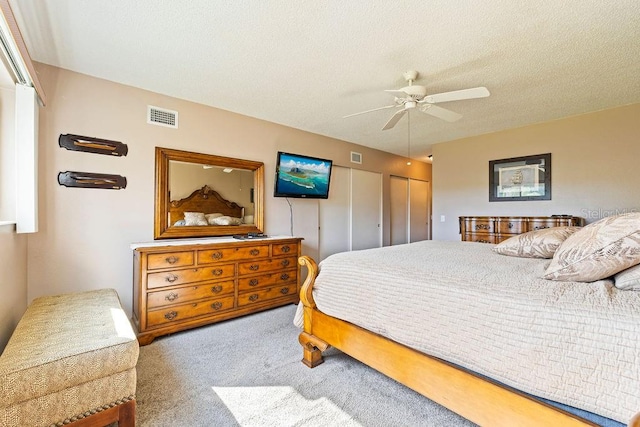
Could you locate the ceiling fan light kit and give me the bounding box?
[344,70,490,130]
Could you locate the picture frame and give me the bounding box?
[489,153,551,202]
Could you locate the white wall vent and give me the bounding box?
[147,105,178,128]
[350,151,362,164]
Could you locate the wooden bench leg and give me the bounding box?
[66,398,136,427]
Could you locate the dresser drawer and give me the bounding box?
[238,269,297,292]
[496,218,526,235]
[147,295,235,327]
[272,242,298,257]
[197,245,269,264]
[147,264,236,289]
[528,219,562,231]
[463,233,497,244]
[147,280,235,308]
[238,284,297,307]
[238,256,297,276]
[147,251,194,270]
[463,218,495,234]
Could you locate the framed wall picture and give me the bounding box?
[489,153,551,201]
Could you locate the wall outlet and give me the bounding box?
[440,215,446,222]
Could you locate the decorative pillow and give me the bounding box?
[205,213,224,225]
[184,212,208,226]
[173,219,186,226]
[492,226,581,258]
[543,212,640,282]
[210,215,243,226]
[614,264,640,291]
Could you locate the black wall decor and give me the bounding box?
[59,134,128,156]
[58,171,127,190]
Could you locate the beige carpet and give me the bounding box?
[136,304,475,426]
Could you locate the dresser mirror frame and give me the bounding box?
[154,147,265,239]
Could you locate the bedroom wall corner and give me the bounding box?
[0,224,28,352]
[431,103,640,241]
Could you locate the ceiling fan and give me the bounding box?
[344,70,490,130]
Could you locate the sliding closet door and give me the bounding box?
[409,179,431,242]
[390,176,409,245]
[318,166,350,261]
[351,169,382,251]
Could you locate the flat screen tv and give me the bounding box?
[274,151,333,199]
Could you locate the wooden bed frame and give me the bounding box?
[169,184,244,226]
[297,256,640,427]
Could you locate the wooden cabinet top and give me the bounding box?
[131,235,303,252]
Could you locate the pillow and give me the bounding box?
[210,215,243,226]
[543,212,640,282]
[205,213,224,225]
[492,226,580,258]
[184,212,208,226]
[173,219,186,226]
[614,264,640,291]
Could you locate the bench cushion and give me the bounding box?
[0,288,139,407]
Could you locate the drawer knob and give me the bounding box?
[280,273,289,281]
[534,225,548,230]
[248,294,259,302]
[281,245,291,253]
[280,287,289,295]
[164,311,178,321]
[249,264,259,271]
[165,292,179,302]
[475,224,490,230]
[211,285,223,293]
[211,251,223,260]
[508,222,514,229]
[212,269,223,276]
[166,256,178,264]
[250,249,260,256]
[281,259,290,267]
[249,279,259,286]
[166,274,178,283]
[211,302,223,310]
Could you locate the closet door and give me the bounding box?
[409,179,430,242]
[351,169,382,251]
[390,176,409,245]
[318,166,350,261]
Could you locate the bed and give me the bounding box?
[295,215,640,427]
[169,184,244,226]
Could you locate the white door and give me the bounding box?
[409,179,430,242]
[351,169,382,251]
[390,176,409,245]
[318,166,351,261]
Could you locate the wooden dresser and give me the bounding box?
[132,236,303,345]
[459,216,584,244]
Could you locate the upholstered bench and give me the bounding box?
[0,288,139,427]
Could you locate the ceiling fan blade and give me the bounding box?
[382,109,407,130]
[420,104,462,122]
[343,104,397,118]
[423,86,490,104]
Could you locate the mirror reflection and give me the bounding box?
[169,162,255,227]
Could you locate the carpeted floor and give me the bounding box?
[136,304,475,426]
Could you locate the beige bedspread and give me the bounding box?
[294,240,640,423]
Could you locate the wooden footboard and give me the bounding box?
[297,256,640,427]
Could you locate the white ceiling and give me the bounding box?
[9,0,640,161]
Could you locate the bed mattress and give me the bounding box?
[294,240,640,423]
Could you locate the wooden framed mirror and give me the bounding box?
[154,147,264,239]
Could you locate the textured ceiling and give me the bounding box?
[9,0,640,161]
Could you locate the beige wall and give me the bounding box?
[432,103,640,241]
[28,63,431,315]
[0,226,27,350]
